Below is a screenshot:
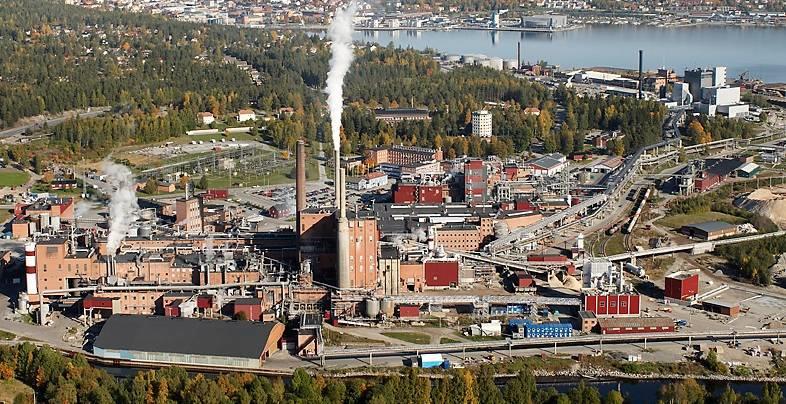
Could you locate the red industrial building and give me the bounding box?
[392,183,444,204]
[424,260,459,288]
[203,189,229,200]
[464,159,488,204]
[664,271,699,300]
[233,298,263,321]
[397,305,420,319]
[597,317,675,335]
[515,272,535,292]
[583,293,641,317]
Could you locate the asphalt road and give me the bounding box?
[0,107,110,139]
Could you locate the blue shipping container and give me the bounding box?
[524,322,573,339]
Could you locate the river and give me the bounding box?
[352,25,786,83]
[542,378,785,402]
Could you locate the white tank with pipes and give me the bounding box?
[28,222,36,235]
[24,242,37,295]
[624,262,646,277]
[138,225,153,238]
[381,298,395,317]
[427,226,436,252]
[577,233,585,250]
[364,298,380,318]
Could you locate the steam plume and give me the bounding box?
[326,1,358,153]
[103,162,139,256]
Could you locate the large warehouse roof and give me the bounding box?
[683,221,736,233]
[94,314,282,359]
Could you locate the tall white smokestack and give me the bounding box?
[24,242,37,295]
[325,2,357,290]
[337,168,350,289]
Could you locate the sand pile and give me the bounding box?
[739,188,786,227]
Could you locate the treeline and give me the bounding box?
[717,236,786,286]
[553,85,667,156]
[0,343,784,404]
[0,0,264,129]
[685,115,755,145]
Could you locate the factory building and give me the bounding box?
[524,153,568,177]
[392,182,447,204]
[582,293,641,317]
[597,316,675,335]
[423,260,459,288]
[364,145,443,168]
[175,197,202,234]
[379,246,401,296]
[664,271,700,300]
[684,68,715,102]
[702,300,740,317]
[373,108,430,123]
[93,315,285,369]
[680,221,738,241]
[464,159,489,203]
[521,15,568,29]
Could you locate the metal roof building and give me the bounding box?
[681,221,738,241]
[93,314,285,369]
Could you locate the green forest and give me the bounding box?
[0,0,669,168]
[0,343,783,404]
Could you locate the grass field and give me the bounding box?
[655,211,746,229]
[381,331,431,345]
[0,379,32,404]
[440,337,461,344]
[460,332,504,342]
[0,210,11,224]
[0,168,29,187]
[0,330,15,340]
[322,328,387,346]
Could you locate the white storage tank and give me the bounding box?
[381,298,395,317]
[503,59,519,70]
[364,298,380,318]
[489,58,504,70]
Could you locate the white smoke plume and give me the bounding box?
[74,201,92,218]
[325,1,358,153]
[103,162,139,256]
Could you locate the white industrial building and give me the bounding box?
[521,15,568,29]
[472,110,493,138]
[671,82,692,106]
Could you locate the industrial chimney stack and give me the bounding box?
[295,140,306,231]
[638,49,643,100]
[336,160,351,289]
[24,242,37,295]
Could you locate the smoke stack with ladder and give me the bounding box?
[24,242,37,295]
